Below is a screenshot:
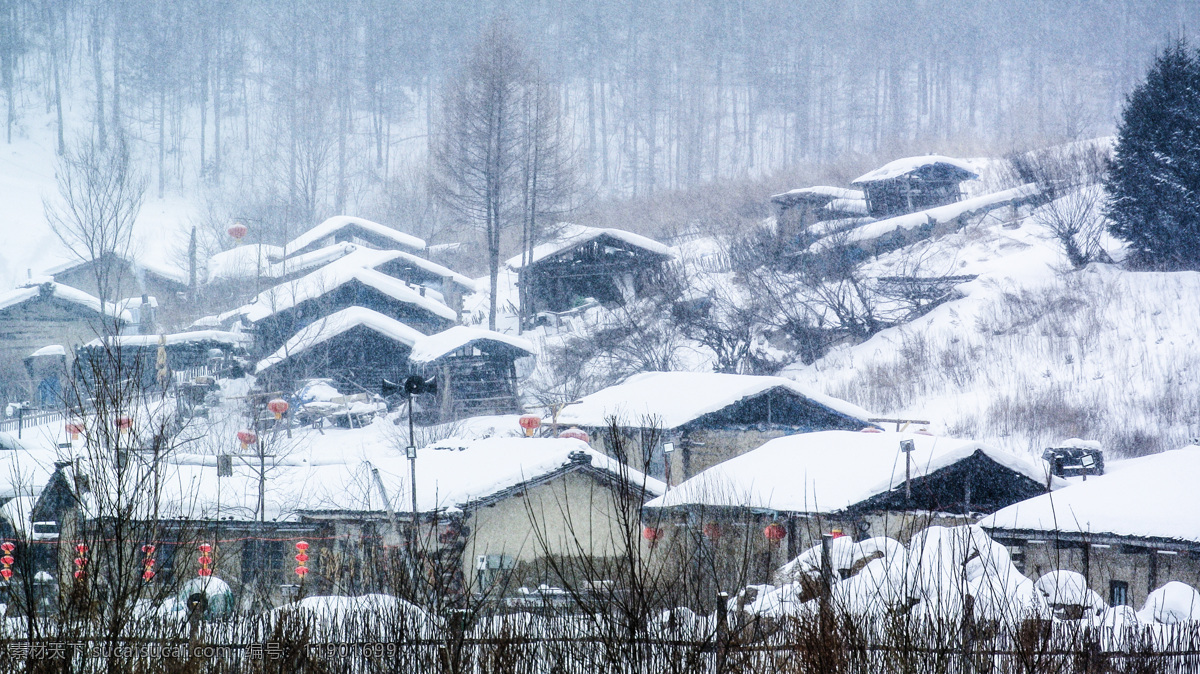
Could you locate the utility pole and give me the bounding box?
[901,439,916,503]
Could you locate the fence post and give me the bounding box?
[961,593,975,674]
[715,591,729,674]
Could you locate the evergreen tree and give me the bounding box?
[1104,40,1200,268]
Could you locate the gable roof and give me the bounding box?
[771,186,864,206]
[553,371,872,430]
[83,330,250,349]
[0,282,132,322]
[852,155,979,185]
[409,326,536,365]
[645,430,1056,514]
[338,248,476,293]
[284,216,425,257]
[506,224,674,269]
[255,306,425,374]
[44,252,190,287]
[240,262,457,324]
[980,445,1200,546]
[205,242,342,283]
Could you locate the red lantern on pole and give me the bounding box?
[294,541,310,578]
[518,415,542,437]
[141,544,157,581]
[65,421,84,440]
[267,399,289,421]
[73,544,89,581]
[558,427,590,443]
[236,429,257,450]
[228,222,249,244]
[764,522,787,545]
[702,522,722,541]
[642,526,665,547]
[117,416,133,433]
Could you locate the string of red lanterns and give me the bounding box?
[0,541,15,581]
[197,543,214,577]
[73,544,89,580]
[294,541,310,578]
[141,544,157,581]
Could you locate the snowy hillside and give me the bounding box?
[786,202,1200,458]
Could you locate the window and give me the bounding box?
[1110,580,1129,607]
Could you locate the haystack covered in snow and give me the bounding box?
[508,224,674,326]
[982,444,1200,609]
[555,371,874,481]
[851,155,979,218]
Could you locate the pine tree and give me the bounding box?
[1104,40,1200,269]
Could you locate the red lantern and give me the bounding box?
[198,543,212,553]
[142,570,155,581]
[295,553,309,563]
[295,541,309,551]
[198,568,212,577]
[518,415,542,437]
[197,543,214,578]
[117,416,133,432]
[0,542,14,553]
[228,223,249,242]
[0,568,11,580]
[702,522,722,540]
[642,526,665,546]
[295,566,309,577]
[1,556,13,567]
[830,529,846,538]
[141,544,156,555]
[236,430,257,450]
[75,544,88,554]
[860,427,883,433]
[764,522,787,544]
[558,427,590,443]
[267,398,289,421]
[65,422,84,440]
[74,570,85,580]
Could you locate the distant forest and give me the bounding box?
[1,0,1195,244]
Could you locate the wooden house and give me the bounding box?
[408,326,536,423]
[770,186,868,243]
[241,263,457,357]
[283,216,425,258]
[0,282,130,368]
[510,225,674,327]
[254,307,424,393]
[553,371,875,483]
[643,430,1056,586]
[73,331,251,394]
[45,253,192,329]
[982,444,1200,609]
[851,155,979,218]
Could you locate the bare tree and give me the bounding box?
[43,137,147,331]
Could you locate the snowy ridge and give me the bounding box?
[341,247,476,292]
[981,445,1200,544]
[255,307,426,373]
[554,371,873,430]
[82,330,250,348]
[645,430,1056,513]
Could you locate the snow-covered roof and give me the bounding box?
[206,243,344,283]
[645,430,1056,514]
[43,253,189,287]
[852,155,979,185]
[0,282,132,322]
[409,326,536,365]
[553,371,873,430]
[28,344,67,358]
[284,216,425,257]
[255,307,425,374]
[338,248,476,293]
[981,445,1200,545]
[240,262,457,324]
[506,224,675,269]
[826,197,869,216]
[82,330,250,349]
[771,186,864,204]
[146,436,663,519]
[811,183,1040,252]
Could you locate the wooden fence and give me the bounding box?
[3,608,1200,674]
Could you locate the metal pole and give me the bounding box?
[408,392,418,552]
